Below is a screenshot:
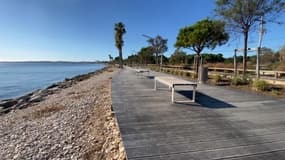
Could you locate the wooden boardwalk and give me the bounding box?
[112,68,285,160]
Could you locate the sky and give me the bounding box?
[0,0,285,61]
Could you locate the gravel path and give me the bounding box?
[0,67,126,160]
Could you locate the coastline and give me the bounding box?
[0,66,108,114]
[0,66,126,159]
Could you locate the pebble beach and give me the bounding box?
[0,66,126,159]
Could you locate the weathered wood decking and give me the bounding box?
[112,68,285,160]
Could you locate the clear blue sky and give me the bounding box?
[0,0,285,61]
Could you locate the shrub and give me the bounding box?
[213,74,222,83]
[192,73,198,79]
[252,80,269,91]
[271,89,281,95]
[243,75,252,85]
[183,71,188,77]
[185,72,191,77]
[231,76,244,86]
[175,70,179,75]
[231,75,252,86]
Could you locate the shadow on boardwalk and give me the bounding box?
[177,90,237,109]
[146,74,236,109]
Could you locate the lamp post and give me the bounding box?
[256,16,264,79]
[234,49,237,76]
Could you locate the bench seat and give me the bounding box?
[154,76,197,103]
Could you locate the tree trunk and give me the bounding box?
[119,47,123,68]
[155,53,159,65]
[195,54,200,75]
[243,31,248,76]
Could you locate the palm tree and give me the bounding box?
[114,22,126,68]
[108,54,113,64]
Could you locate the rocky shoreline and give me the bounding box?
[0,66,126,159]
[0,67,109,115]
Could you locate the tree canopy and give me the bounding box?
[175,19,229,55]
[147,35,168,65]
[175,19,229,73]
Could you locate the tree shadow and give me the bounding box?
[177,90,237,109]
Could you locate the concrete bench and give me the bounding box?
[135,69,150,76]
[154,76,197,103]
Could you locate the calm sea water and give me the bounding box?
[0,62,105,100]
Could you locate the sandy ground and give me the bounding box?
[0,67,126,160]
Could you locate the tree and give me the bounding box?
[175,19,229,73]
[186,54,195,65]
[125,54,140,66]
[215,0,285,75]
[108,54,113,63]
[169,49,187,65]
[114,22,126,68]
[279,45,285,63]
[202,53,225,63]
[147,35,168,65]
[113,56,120,64]
[138,47,155,65]
[260,47,276,64]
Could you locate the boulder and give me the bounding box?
[47,83,59,89]
[29,95,43,103]
[0,100,18,108]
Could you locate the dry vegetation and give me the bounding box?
[277,63,285,71]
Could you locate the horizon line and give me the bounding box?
[0,60,108,63]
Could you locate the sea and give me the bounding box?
[0,62,105,100]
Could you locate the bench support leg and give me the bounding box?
[192,86,196,102]
[171,87,175,103]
